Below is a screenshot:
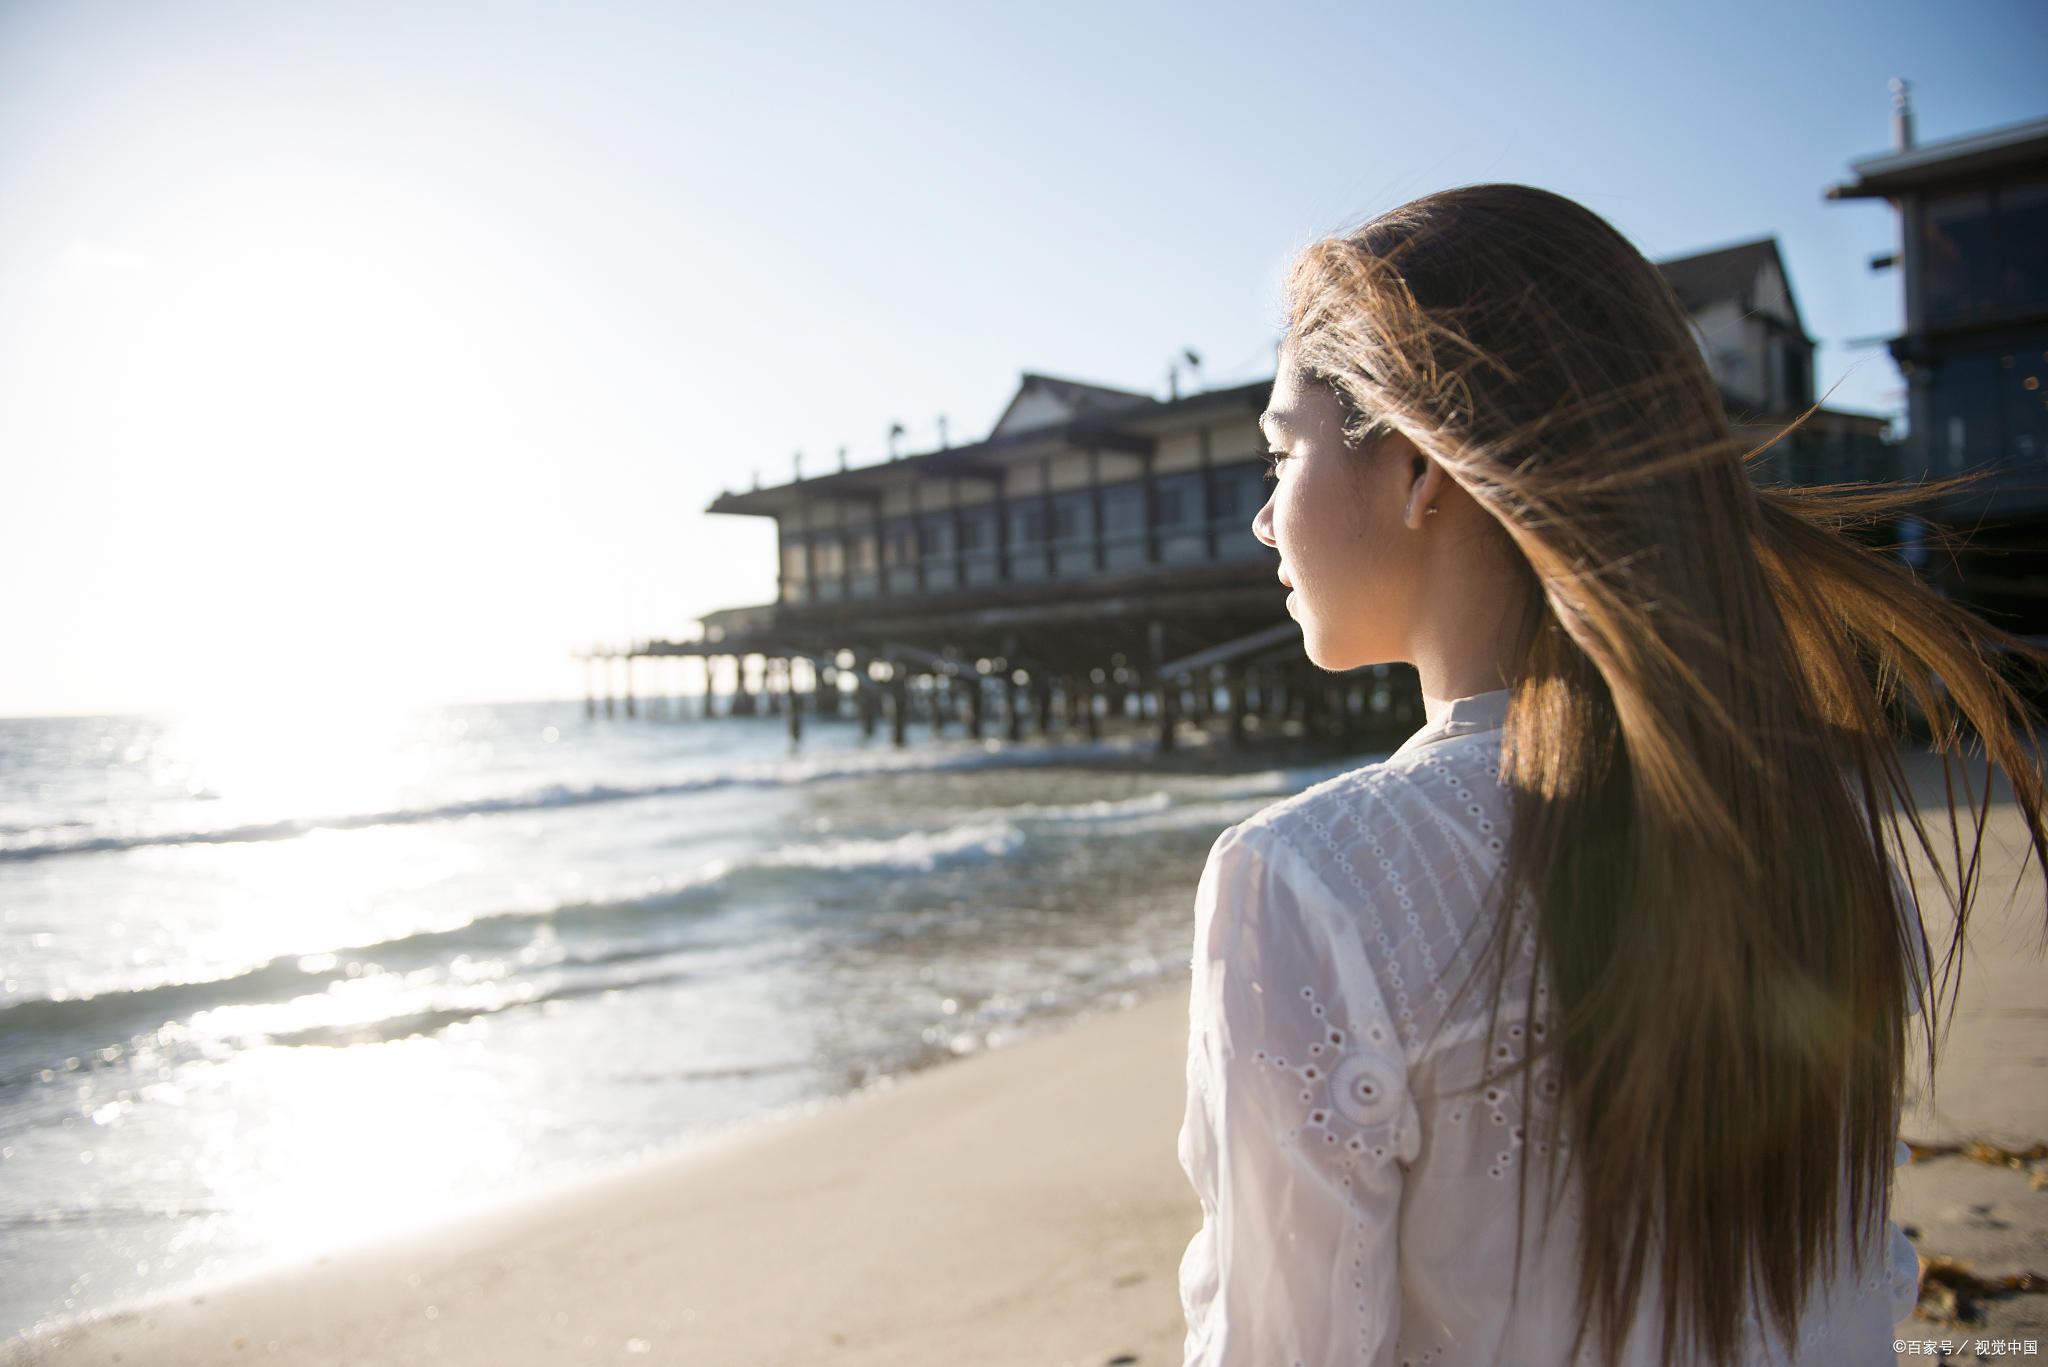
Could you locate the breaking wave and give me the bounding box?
[0,735,1147,864]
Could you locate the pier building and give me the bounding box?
[601,373,1393,750]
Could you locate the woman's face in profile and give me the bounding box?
[1254,363,1430,672]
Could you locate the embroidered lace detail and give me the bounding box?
[1261,983,1408,1161]
[1260,736,1523,1054]
[1182,700,1905,1366]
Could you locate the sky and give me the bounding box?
[1,0,2043,718]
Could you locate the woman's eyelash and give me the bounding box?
[1263,450,1290,482]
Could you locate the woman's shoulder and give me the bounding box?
[1230,726,1508,855]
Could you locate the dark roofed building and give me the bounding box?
[1830,112,2048,627]
[1829,115,2048,489]
[1658,237,1815,415]
[1656,237,1892,486]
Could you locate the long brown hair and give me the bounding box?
[1285,184,2048,1363]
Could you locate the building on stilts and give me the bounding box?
[586,372,1426,751]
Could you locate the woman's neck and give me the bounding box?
[1409,511,1526,725]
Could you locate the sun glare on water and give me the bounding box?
[162,698,443,820]
[190,1033,527,1259]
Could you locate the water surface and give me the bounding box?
[0,700,1369,1336]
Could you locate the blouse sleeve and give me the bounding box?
[1178,822,1418,1367]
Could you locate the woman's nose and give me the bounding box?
[1252,495,1278,548]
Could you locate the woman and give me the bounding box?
[1177,185,2048,1365]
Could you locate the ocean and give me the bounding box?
[0,698,1371,1339]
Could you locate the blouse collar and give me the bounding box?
[1393,689,1512,755]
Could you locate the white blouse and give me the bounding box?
[1177,691,1919,1366]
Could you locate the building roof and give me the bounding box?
[1657,238,1783,310]
[1656,236,1806,340]
[988,372,1156,438]
[705,378,1268,520]
[1827,115,2048,199]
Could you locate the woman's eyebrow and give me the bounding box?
[1258,410,1289,440]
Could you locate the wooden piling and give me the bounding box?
[580,596,1330,768]
[1227,665,1247,749]
[733,658,748,716]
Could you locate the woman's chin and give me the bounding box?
[1298,624,1404,676]
[1300,635,1365,674]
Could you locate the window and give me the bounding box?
[812,535,846,577]
[959,508,1001,584]
[1100,483,1148,569]
[1925,191,1996,317]
[1716,348,1755,399]
[919,514,955,560]
[780,539,809,601]
[1101,483,1146,537]
[1210,463,1275,563]
[1932,351,2002,472]
[1009,505,1049,545]
[1929,347,2048,473]
[1778,339,1812,410]
[2003,179,2048,307]
[1923,177,2048,319]
[958,509,996,554]
[2006,349,2048,466]
[1156,472,1205,528]
[1052,491,1093,541]
[1208,464,1268,523]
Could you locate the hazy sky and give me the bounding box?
[3,0,2043,717]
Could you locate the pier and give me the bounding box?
[577,634,1424,753]
[580,374,1425,752]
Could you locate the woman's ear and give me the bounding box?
[1395,438,1445,530]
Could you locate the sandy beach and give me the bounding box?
[11,991,1202,1367]
[13,775,2047,1367]
[1891,789,2048,1350]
